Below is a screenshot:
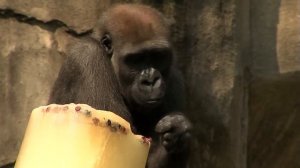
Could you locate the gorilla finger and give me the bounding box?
[155,119,172,133]
[155,114,184,133]
[162,139,176,149]
[158,115,173,124]
[182,132,192,140]
[163,132,173,141]
[177,121,193,134]
[162,140,169,147]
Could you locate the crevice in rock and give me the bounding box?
[0,8,92,37]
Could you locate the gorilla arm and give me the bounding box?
[48,38,132,123]
[147,69,193,168]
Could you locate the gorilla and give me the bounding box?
[49,4,192,168]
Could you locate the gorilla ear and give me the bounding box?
[101,34,113,56]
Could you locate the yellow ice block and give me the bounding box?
[15,104,150,168]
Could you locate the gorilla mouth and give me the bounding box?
[146,98,162,104]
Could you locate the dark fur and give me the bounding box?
[49,4,192,168]
[48,38,131,122]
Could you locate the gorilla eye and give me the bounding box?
[101,34,113,55]
[123,53,144,69]
[124,50,173,71]
[150,50,173,70]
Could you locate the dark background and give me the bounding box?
[0,0,299,167]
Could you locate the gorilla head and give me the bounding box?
[92,4,173,110]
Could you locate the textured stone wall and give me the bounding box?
[248,0,300,168]
[0,0,299,168]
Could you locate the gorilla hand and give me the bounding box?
[155,113,192,154]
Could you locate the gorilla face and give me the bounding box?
[108,45,172,109]
[101,35,173,108]
[100,35,174,109]
[118,48,173,108]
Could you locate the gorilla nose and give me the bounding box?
[140,68,162,89]
[137,68,166,102]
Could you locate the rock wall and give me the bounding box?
[248,0,300,168]
[0,0,299,168]
[0,19,64,166]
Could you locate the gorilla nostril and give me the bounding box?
[153,77,160,83]
[153,78,161,88]
[141,77,161,87]
[141,80,152,86]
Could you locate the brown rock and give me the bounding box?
[0,0,109,33]
[0,19,64,165]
